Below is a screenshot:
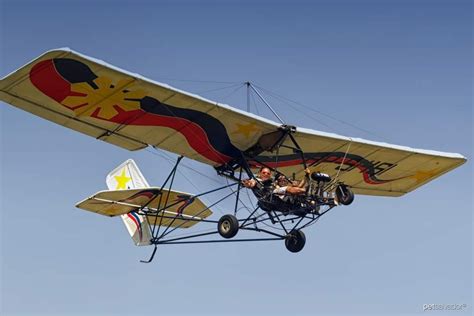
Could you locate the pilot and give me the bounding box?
[242,167,274,199]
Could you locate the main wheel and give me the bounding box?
[336,184,355,205]
[285,230,306,253]
[218,214,239,239]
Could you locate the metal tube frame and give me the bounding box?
[139,121,340,263]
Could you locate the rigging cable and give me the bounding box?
[151,77,239,84]
[252,83,391,142]
[325,140,353,192]
[212,82,246,101]
[195,82,243,95]
[249,89,260,115]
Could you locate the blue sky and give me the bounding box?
[1,1,472,315]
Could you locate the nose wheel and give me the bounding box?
[336,184,354,205]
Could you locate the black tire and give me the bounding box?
[218,214,239,239]
[285,230,306,253]
[336,184,355,205]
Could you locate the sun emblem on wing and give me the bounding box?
[409,168,442,185]
[232,122,261,138]
[62,76,146,120]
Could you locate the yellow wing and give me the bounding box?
[249,128,466,196]
[0,48,466,197]
[0,48,274,165]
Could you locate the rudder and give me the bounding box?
[106,159,152,246]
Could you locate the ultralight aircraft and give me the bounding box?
[0,48,466,262]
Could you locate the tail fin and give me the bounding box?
[106,159,152,246]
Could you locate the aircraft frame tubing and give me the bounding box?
[145,153,338,244]
[147,207,334,246]
[140,202,335,263]
[140,138,339,262]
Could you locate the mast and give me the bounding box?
[245,81,251,113]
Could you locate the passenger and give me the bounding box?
[273,168,311,199]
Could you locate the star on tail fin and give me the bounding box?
[106,159,152,246]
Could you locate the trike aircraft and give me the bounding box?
[0,48,466,262]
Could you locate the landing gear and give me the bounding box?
[336,184,354,205]
[285,230,306,253]
[218,214,239,239]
